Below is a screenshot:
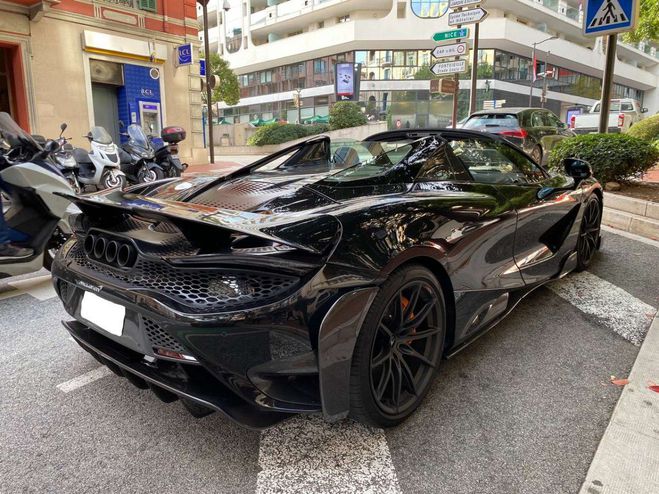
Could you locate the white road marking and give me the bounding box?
[257,415,401,494]
[549,271,657,346]
[56,366,112,393]
[0,274,56,301]
[602,225,659,249]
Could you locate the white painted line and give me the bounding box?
[257,415,401,494]
[0,274,56,301]
[549,271,657,346]
[602,224,659,249]
[56,366,112,393]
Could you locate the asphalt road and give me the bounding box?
[1,228,657,494]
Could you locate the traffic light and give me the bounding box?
[201,74,219,92]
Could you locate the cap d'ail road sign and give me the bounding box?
[432,28,469,43]
[430,59,467,75]
[583,0,638,36]
[431,42,468,59]
[448,0,483,8]
[448,7,488,26]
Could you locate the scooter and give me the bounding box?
[155,125,189,178]
[0,112,77,277]
[73,126,126,190]
[52,123,82,194]
[119,123,164,184]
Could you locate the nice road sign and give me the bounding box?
[431,42,468,59]
[448,7,488,26]
[583,0,638,36]
[432,28,469,43]
[430,59,467,76]
[448,0,483,8]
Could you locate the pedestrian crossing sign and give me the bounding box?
[583,0,638,36]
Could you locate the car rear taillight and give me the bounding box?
[617,113,625,127]
[499,129,528,138]
[570,115,576,129]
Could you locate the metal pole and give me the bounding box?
[599,34,617,134]
[469,22,479,115]
[541,50,550,108]
[202,0,215,164]
[451,14,462,129]
[297,89,302,124]
[528,43,536,107]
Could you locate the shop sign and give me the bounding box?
[176,43,193,66]
[140,88,155,98]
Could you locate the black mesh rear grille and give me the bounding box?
[67,241,300,313]
[142,317,186,353]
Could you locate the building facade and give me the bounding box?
[0,0,205,161]
[200,0,659,127]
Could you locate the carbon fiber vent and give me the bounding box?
[67,241,300,313]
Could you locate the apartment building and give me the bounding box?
[1,0,205,161]
[199,0,659,128]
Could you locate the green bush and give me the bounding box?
[329,102,368,130]
[627,114,659,141]
[247,123,329,146]
[547,133,659,183]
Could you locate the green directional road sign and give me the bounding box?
[432,28,469,43]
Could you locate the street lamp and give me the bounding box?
[528,35,557,107]
[198,0,231,164]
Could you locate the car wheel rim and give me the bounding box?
[532,147,542,162]
[370,280,441,417]
[578,199,601,264]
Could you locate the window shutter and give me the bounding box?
[138,0,157,13]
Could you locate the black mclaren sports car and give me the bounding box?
[52,129,603,429]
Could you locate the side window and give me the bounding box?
[531,111,546,127]
[416,149,471,182]
[621,102,634,111]
[446,138,546,185]
[545,112,562,128]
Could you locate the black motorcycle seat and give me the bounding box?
[73,148,92,164]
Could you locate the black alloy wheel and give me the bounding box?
[531,145,543,164]
[576,195,602,271]
[350,265,445,427]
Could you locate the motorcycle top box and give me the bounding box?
[161,126,186,143]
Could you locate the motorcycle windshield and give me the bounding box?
[127,125,151,150]
[90,126,113,144]
[0,112,42,151]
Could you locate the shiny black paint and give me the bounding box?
[52,129,602,428]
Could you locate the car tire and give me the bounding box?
[531,145,543,164]
[576,194,602,271]
[349,264,446,428]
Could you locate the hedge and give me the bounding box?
[247,123,329,146]
[546,133,659,183]
[627,114,659,142]
[329,102,367,130]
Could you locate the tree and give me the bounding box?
[413,65,435,80]
[201,52,240,106]
[329,102,367,130]
[622,0,659,43]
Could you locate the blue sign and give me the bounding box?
[200,59,206,77]
[176,43,193,66]
[584,0,638,36]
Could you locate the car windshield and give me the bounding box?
[127,125,150,148]
[90,126,113,144]
[463,114,519,129]
[323,141,414,182]
[0,111,42,151]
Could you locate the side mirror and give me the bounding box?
[563,158,592,180]
[60,123,67,132]
[42,139,60,155]
[641,107,649,114]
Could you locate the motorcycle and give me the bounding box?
[0,112,77,276]
[119,123,165,184]
[73,126,126,190]
[154,126,189,178]
[52,123,82,194]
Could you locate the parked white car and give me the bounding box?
[570,98,648,134]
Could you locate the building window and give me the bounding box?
[410,0,449,18]
[337,15,351,23]
[313,59,328,74]
[137,0,156,13]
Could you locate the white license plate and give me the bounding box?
[80,291,126,336]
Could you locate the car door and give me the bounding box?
[487,141,582,284]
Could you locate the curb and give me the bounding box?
[603,193,658,241]
[579,312,659,494]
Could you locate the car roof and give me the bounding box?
[364,128,506,143]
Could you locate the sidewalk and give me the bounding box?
[580,311,659,494]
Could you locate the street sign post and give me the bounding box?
[448,7,488,26]
[440,78,458,93]
[430,60,467,75]
[583,0,638,36]
[431,42,468,59]
[432,28,469,42]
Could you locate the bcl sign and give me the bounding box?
[448,7,488,26]
[430,60,467,75]
[432,28,469,43]
[431,42,468,59]
[176,43,193,67]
